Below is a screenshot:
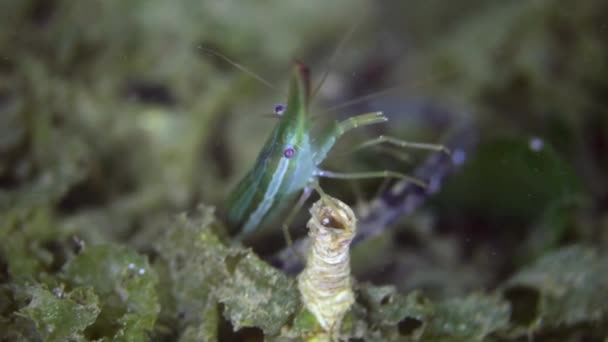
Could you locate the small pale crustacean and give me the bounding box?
[298,195,357,336]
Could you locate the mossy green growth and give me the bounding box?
[286,307,324,339]
[61,244,160,341]
[156,206,299,338]
[155,207,222,333]
[1,207,59,281]
[360,286,433,340]
[363,286,434,326]
[283,306,365,341]
[423,294,510,341]
[216,250,299,335]
[357,285,511,341]
[18,285,100,342]
[503,245,608,337]
[179,301,220,342]
[285,283,511,341]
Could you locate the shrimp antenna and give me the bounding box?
[200,47,279,91]
[317,70,457,116]
[310,20,362,100]
[322,86,401,113]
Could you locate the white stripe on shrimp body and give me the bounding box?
[242,157,290,234]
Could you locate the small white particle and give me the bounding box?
[390,180,408,195]
[52,287,64,298]
[529,136,544,152]
[138,268,146,275]
[128,263,135,270]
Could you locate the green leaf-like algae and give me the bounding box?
[423,294,510,341]
[358,285,510,341]
[359,285,432,340]
[362,285,434,327]
[156,206,298,338]
[62,244,160,341]
[19,285,100,342]
[216,250,298,335]
[503,245,608,335]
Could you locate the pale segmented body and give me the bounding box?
[298,196,356,334]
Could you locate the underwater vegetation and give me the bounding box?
[1,0,608,341]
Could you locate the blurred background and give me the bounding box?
[1,0,607,340]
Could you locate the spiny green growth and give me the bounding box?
[61,244,160,341]
[155,206,299,338]
[503,245,608,337]
[18,285,100,342]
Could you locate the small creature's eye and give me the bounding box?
[274,103,286,115]
[283,146,296,159]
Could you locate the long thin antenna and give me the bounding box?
[310,20,362,100]
[200,47,278,91]
[317,70,456,116]
[322,86,401,113]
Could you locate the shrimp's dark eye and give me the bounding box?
[274,103,286,115]
[283,146,296,159]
